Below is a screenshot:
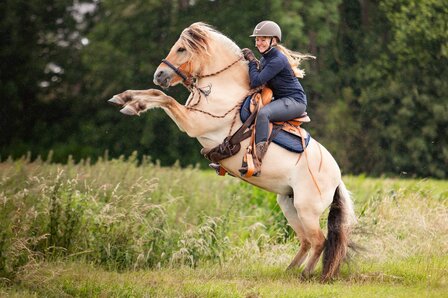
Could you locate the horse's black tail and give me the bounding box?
[322,181,356,281]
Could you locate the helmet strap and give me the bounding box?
[260,37,274,55]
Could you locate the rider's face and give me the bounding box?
[255,36,274,53]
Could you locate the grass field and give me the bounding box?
[1,155,447,297]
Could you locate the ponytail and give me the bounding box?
[275,44,315,78]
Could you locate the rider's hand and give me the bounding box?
[242,48,256,62]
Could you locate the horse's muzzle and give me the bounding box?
[153,69,171,88]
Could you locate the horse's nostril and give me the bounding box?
[154,70,168,86]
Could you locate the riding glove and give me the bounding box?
[242,48,256,62]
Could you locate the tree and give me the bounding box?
[353,0,448,177]
[0,0,96,160]
[1,0,446,177]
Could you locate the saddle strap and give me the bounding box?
[201,99,260,163]
[297,128,322,197]
[241,96,264,178]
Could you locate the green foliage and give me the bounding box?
[1,0,446,177]
[0,158,447,297]
[325,0,448,177]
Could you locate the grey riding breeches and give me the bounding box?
[255,97,306,144]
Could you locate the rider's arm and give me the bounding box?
[248,57,284,88]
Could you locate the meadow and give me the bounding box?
[0,153,447,297]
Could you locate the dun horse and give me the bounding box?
[109,22,356,281]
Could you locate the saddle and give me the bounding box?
[250,87,310,140]
[201,87,310,177]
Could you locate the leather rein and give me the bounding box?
[160,55,246,136]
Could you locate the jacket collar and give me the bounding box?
[262,46,278,58]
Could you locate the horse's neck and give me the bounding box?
[192,55,249,148]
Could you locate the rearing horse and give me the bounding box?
[109,22,356,281]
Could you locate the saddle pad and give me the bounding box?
[240,96,311,153]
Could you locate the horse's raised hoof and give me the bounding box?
[108,96,125,106]
[120,106,138,116]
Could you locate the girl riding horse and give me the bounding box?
[240,20,315,176]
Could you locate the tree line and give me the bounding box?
[1,0,447,178]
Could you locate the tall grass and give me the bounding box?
[346,176,448,261]
[1,154,447,289]
[0,153,283,282]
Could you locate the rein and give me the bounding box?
[161,54,245,134]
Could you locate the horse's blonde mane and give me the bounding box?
[180,22,241,61]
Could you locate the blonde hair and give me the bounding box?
[275,44,315,78]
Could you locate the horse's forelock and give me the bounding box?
[180,23,213,57]
[178,22,241,69]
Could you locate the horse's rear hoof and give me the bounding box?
[108,96,125,106]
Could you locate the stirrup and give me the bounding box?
[209,163,228,176]
[238,153,261,177]
[239,167,260,177]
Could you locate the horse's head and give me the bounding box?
[154,23,213,89]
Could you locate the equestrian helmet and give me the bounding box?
[250,21,282,42]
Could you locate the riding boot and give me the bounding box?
[239,141,268,177]
[252,141,268,177]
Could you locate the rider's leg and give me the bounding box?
[252,97,306,175]
[255,97,307,144]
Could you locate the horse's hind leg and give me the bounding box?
[277,194,310,270]
[293,192,327,278]
[302,224,325,278]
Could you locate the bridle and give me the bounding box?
[160,54,246,135]
[161,55,243,93]
[161,59,189,82]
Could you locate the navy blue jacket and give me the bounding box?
[248,47,307,105]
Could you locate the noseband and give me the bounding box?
[161,59,189,81]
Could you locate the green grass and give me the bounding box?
[0,156,447,297]
[2,256,447,297]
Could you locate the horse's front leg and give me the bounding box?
[108,89,204,137]
[108,89,170,115]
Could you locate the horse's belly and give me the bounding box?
[220,139,340,195]
[220,143,300,195]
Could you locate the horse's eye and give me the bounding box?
[177,47,186,53]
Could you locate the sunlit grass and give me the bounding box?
[0,156,447,296]
[3,256,447,297]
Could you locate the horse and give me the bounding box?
[108,22,356,281]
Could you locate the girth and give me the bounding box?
[200,102,256,163]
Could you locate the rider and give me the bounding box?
[239,20,314,176]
